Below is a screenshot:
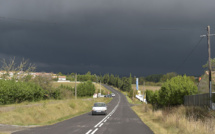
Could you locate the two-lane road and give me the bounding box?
[14,85,153,134]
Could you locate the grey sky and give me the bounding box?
[0,0,215,76]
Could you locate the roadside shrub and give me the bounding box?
[56,85,75,99]
[46,88,62,100]
[0,79,44,104]
[159,75,198,106]
[77,81,95,97]
[146,75,198,107]
[128,89,137,98]
[145,90,154,103]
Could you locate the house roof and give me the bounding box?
[58,76,66,78]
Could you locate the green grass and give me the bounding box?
[126,96,133,103]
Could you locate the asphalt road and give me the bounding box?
[13,85,153,134]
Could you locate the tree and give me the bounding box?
[203,58,215,71]
[0,57,36,80]
[160,72,178,82]
[77,81,95,97]
[159,75,198,106]
[145,90,154,103]
[108,74,115,86]
[121,77,131,92]
[32,74,53,91]
[103,74,109,84]
[145,74,163,82]
[57,72,63,76]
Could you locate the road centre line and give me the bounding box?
[85,129,92,134]
[91,128,98,134]
[86,90,121,134]
[99,123,103,127]
[94,94,120,128]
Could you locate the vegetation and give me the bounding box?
[0,59,103,105]
[0,79,44,104]
[146,75,198,107]
[132,84,161,91]
[145,74,163,83]
[202,58,215,71]
[132,104,215,134]
[159,72,178,82]
[102,73,132,93]
[77,81,95,97]
[0,98,112,126]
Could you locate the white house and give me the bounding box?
[58,76,66,81]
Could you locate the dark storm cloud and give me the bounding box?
[0,0,215,76]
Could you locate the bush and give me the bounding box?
[159,75,198,106]
[146,75,198,107]
[145,90,154,103]
[77,81,95,97]
[56,84,75,99]
[0,79,44,104]
[128,89,137,98]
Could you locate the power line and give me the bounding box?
[174,37,204,72]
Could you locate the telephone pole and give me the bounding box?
[100,80,101,94]
[201,25,215,109]
[75,73,77,100]
[207,26,212,109]
[143,81,145,102]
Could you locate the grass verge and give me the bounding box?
[52,81,81,88]
[132,84,161,91]
[0,97,112,126]
[131,104,215,134]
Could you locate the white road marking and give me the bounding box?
[91,128,98,134]
[94,95,120,128]
[85,129,92,134]
[99,123,103,127]
[85,88,121,134]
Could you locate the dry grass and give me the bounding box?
[132,84,161,91]
[52,81,81,88]
[132,104,215,134]
[52,82,109,94]
[0,98,112,126]
[93,83,111,94]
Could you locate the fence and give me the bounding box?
[184,93,215,109]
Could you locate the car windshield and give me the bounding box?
[94,103,106,107]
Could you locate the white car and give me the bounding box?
[111,93,115,97]
[92,102,107,115]
[100,95,105,97]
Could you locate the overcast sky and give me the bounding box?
[0,0,215,76]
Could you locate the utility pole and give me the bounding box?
[207,26,212,109]
[75,73,77,100]
[143,81,145,102]
[100,80,101,94]
[201,25,215,109]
